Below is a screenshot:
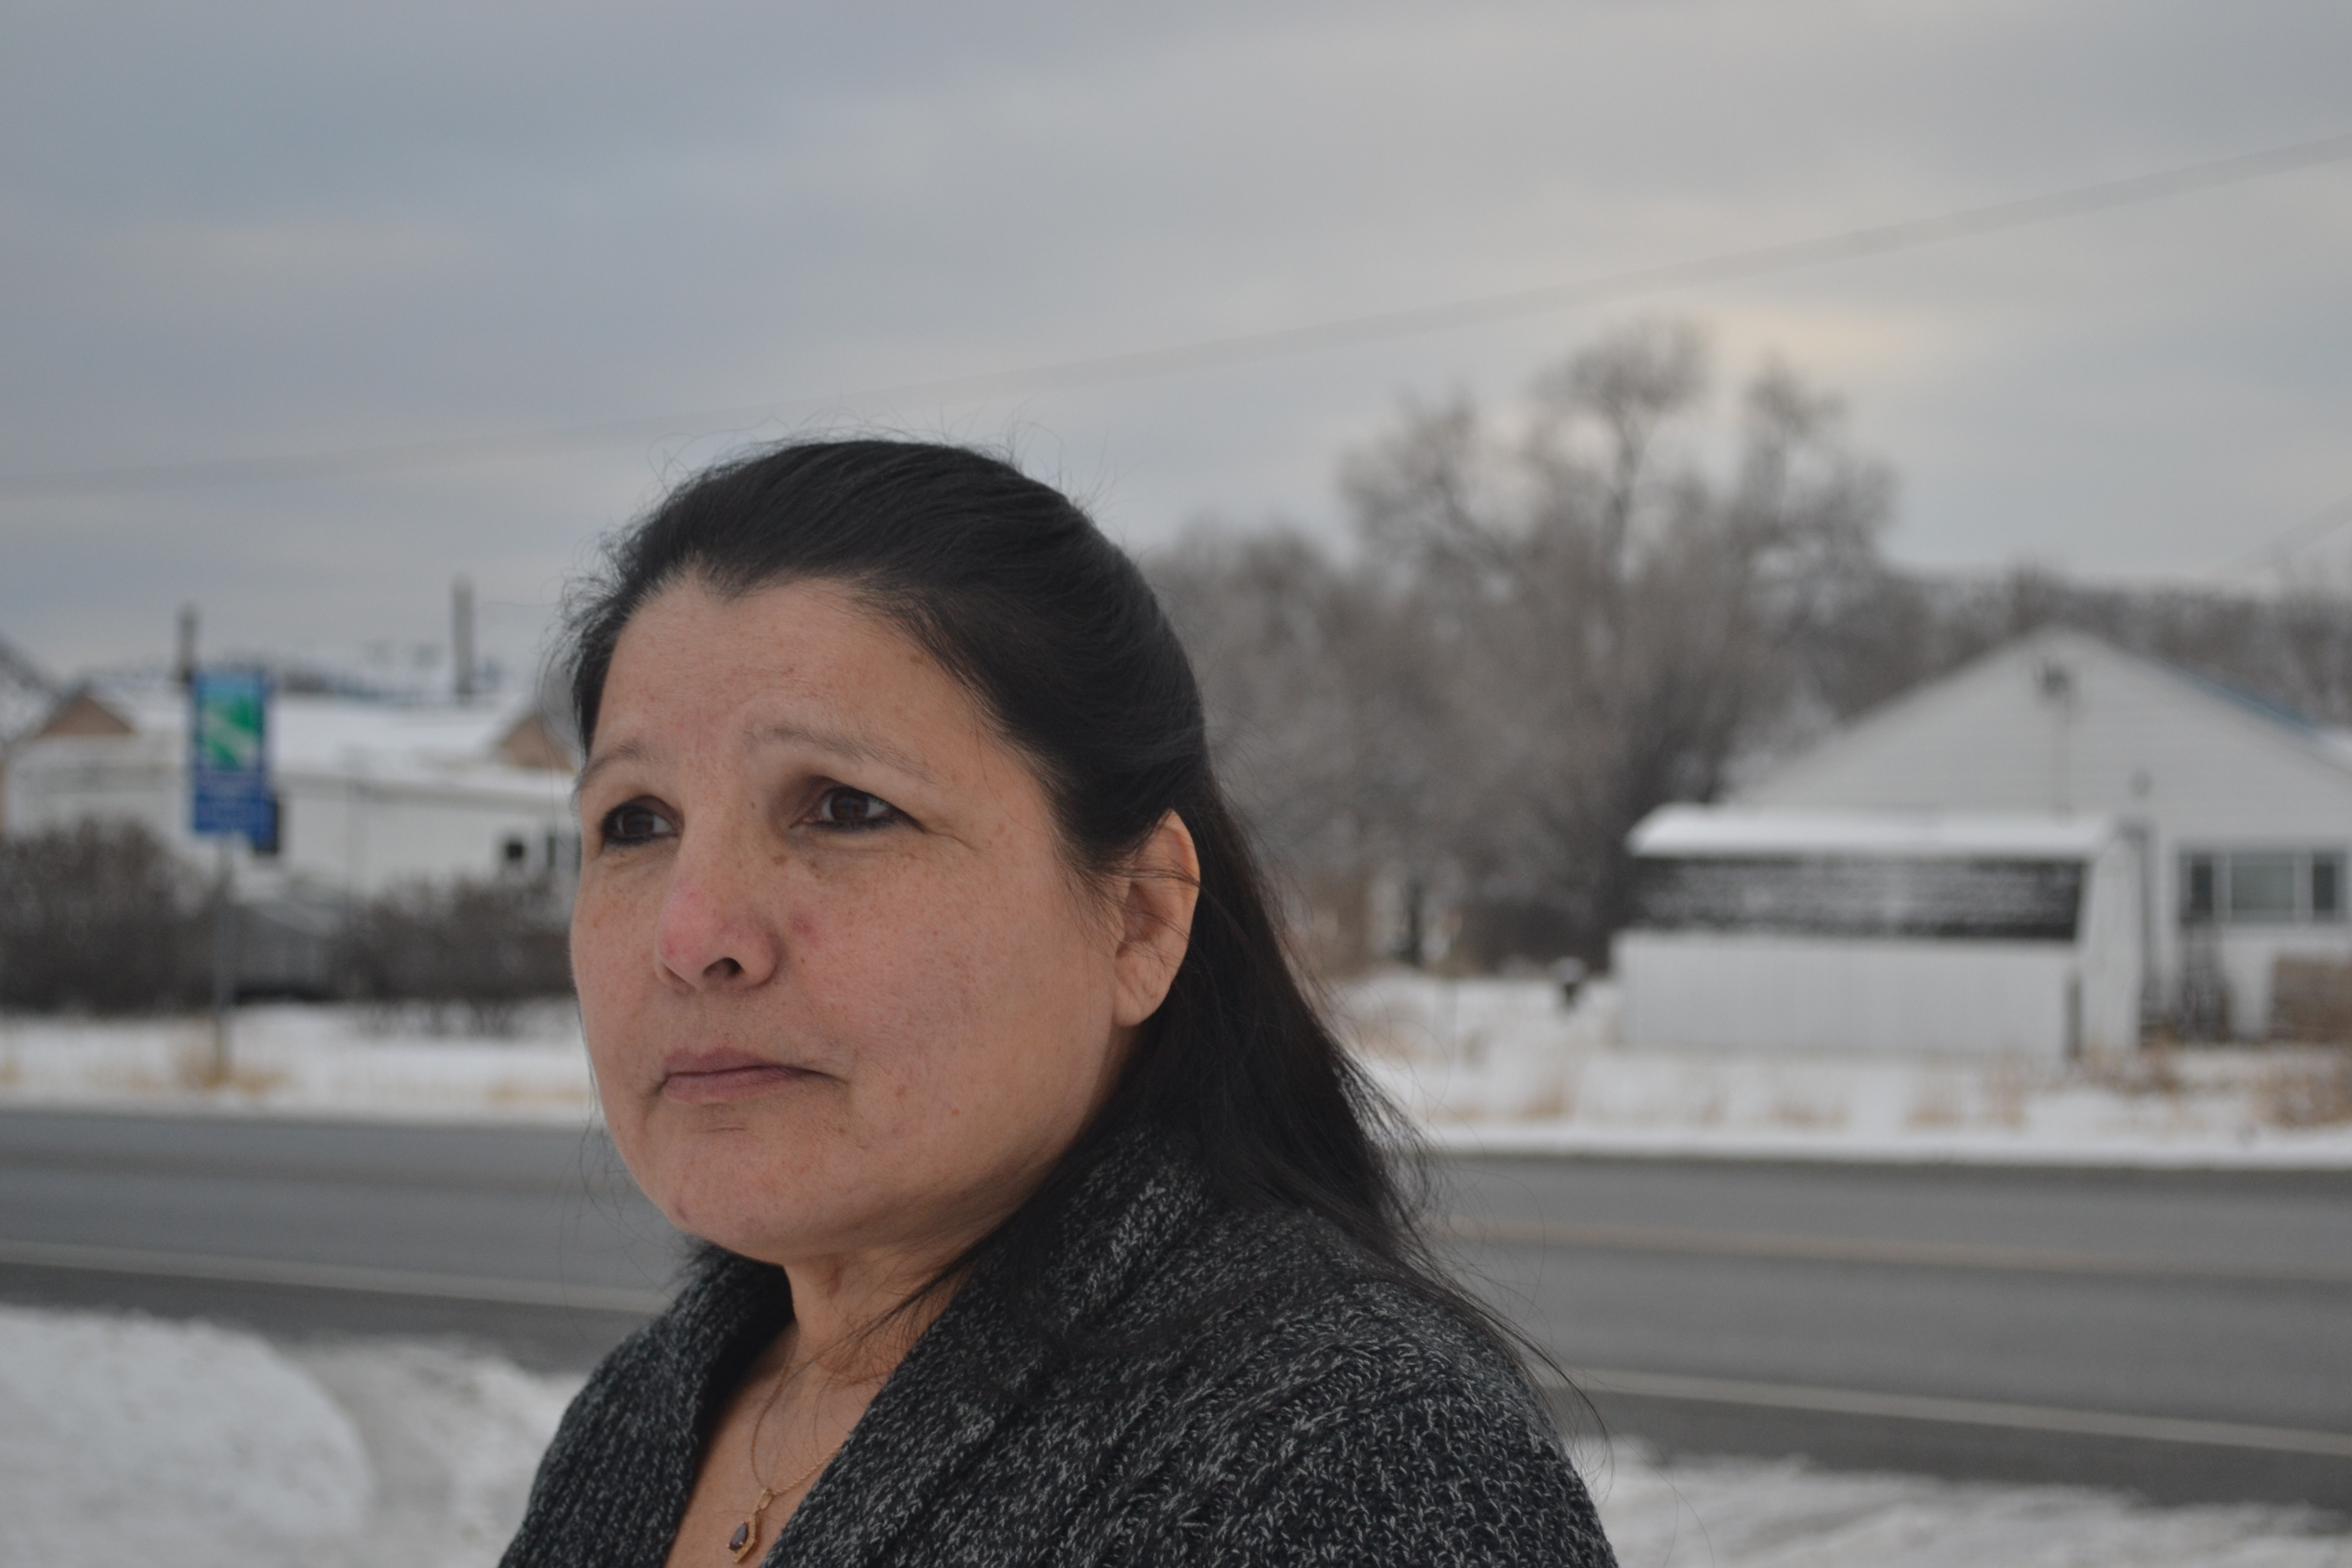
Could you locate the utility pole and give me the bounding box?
[210,837,234,1082]
[189,665,271,1087]
[2038,658,2077,815]
[453,576,476,701]
[176,605,198,691]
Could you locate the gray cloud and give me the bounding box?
[3,0,2347,674]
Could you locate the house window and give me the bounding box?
[2228,854,2298,922]
[2314,854,2345,922]
[1633,856,2085,941]
[2180,848,2348,925]
[2184,855,2217,921]
[502,835,528,870]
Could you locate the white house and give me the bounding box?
[1708,628,2352,1040]
[1615,806,2142,1060]
[1,678,579,902]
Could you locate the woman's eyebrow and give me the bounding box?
[574,739,651,799]
[573,725,934,800]
[754,722,934,782]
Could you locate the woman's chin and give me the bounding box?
[635,1125,853,1257]
[652,1171,797,1256]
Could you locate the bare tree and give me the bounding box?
[1164,320,2352,978]
[1149,528,1462,970]
[1338,318,1893,966]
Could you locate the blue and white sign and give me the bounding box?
[189,668,275,845]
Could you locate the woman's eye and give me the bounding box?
[810,787,900,831]
[600,800,676,847]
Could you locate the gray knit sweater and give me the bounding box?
[501,1137,1616,1567]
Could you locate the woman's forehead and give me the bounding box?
[608,580,911,699]
[591,577,994,775]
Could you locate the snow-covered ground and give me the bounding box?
[1,1303,2343,1567]
[0,1003,595,1124]
[0,1305,576,1568]
[1340,972,2352,1168]
[5,980,2352,1167]
[1585,1443,2352,1566]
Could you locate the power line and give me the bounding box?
[8,129,2351,503]
[2218,489,2352,579]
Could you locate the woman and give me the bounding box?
[503,440,1615,1568]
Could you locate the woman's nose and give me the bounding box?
[653,848,782,991]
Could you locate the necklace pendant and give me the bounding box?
[728,1488,776,1563]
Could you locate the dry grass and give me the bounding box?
[1904,1077,1966,1128]
[1770,1094,1845,1130]
[1984,1055,2028,1128]
[2081,1042,2185,1097]
[2257,1047,2352,1128]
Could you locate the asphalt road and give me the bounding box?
[3,1109,2347,1514]
[1433,1153,2352,1514]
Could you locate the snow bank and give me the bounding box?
[0,1304,579,1568]
[1586,1443,2352,1567]
[1,1304,2341,1566]
[0,1003,596,1123]
[1339,972,2352,1168]
[294,1340,583,1566]
[0,1307,371,1567]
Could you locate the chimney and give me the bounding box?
[452,577,476,701]
[176,605,199,690]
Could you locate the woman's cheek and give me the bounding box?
[572,865,638,978]
[824,883,1031,1121]
[806,861,978,993]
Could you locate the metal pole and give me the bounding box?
[453,576,476,701]
[210,836,234,1083]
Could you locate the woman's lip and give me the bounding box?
[659,1050,814,1105]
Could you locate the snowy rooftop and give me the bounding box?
[1632,805,2119,860]
[41,679,554,779]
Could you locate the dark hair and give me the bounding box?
[566,438,1524,1376]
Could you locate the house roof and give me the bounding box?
[22,678,571,781]
[2004,629,2352,777]
[0,635,54,745]
[1734,626,2352,826]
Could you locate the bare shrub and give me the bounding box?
[0,820,209,1013]
[2081,1040,2184,1096]
[2269,958,2352,1043]
[2259,1048,2352,1128]
[335,878,572,1034]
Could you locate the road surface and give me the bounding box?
[2,1109,2346,1513]
[1435,1152,2352,1513]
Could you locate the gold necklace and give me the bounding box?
[726,1357,835,1564]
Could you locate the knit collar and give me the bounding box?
[658,1130,1213,1566]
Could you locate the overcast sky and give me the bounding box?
[3,1,2347,687]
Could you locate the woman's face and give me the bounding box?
[572,576,1172,1269]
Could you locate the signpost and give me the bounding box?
[189,669,273,1082]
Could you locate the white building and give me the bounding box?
[1,680,578,901]
[1631,628,2352,1043]
[1616,806,2142,1060]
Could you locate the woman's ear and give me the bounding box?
[1110,812,1200,1028]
